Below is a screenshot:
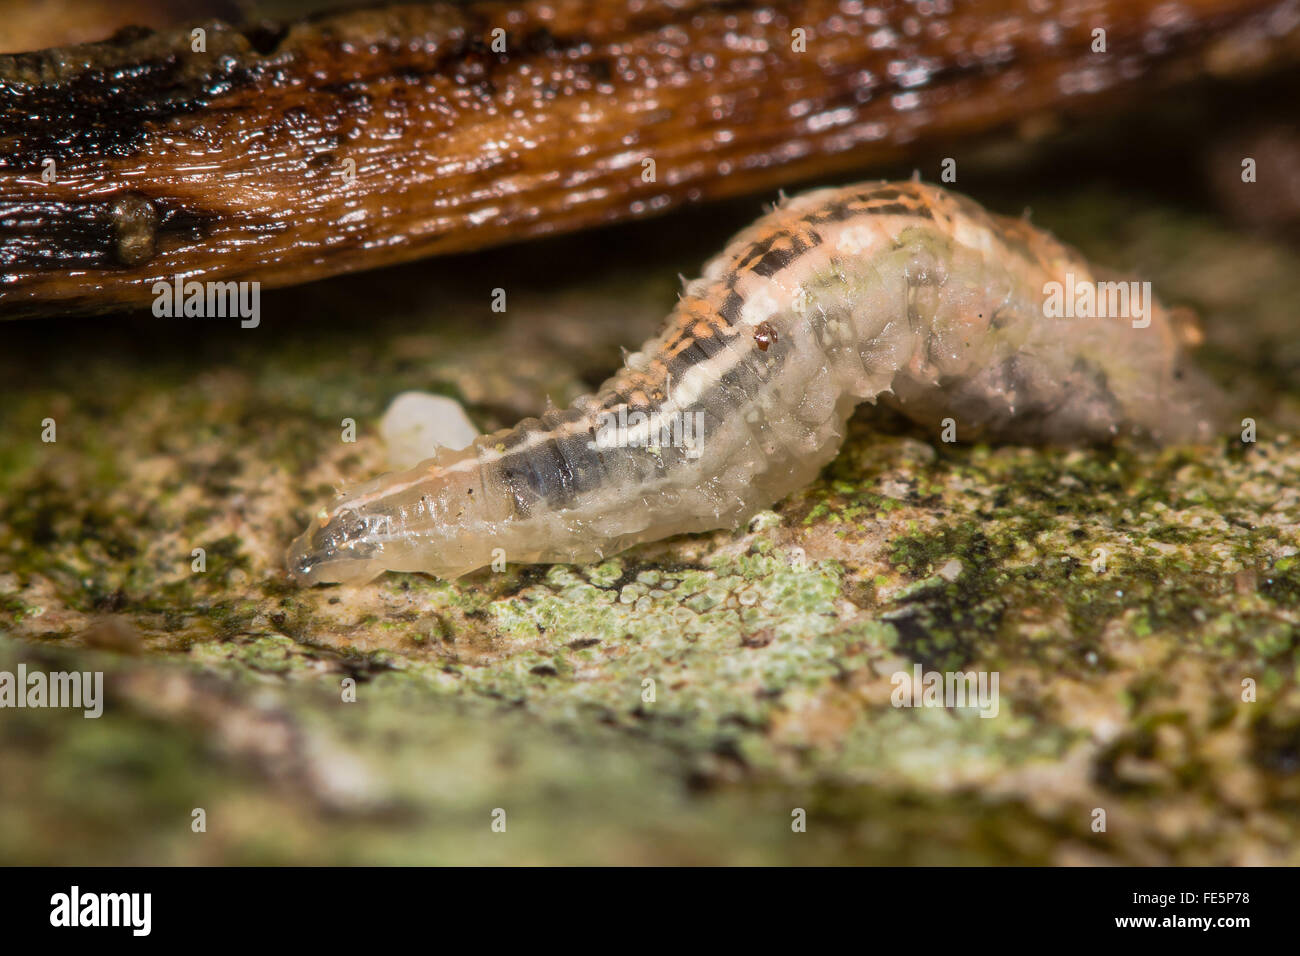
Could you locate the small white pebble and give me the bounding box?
[380,391,481,469]
[937,558,963,582]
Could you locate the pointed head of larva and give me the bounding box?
[286,500,390,586]
[286,449,497,586]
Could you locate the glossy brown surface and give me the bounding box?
[2,0,1299,317]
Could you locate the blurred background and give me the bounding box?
[1,0,1298,864]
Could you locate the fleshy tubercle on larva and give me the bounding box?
[287,181,1221,586]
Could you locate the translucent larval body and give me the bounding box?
[287,181,1217,585]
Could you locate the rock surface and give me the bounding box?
[2,141,1299,863]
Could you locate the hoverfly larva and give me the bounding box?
[288,181,1217,585]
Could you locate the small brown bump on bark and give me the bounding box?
[109,192,158,267]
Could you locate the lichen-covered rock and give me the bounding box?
[1,175,1298,864]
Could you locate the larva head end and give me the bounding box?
[286,506,384,586]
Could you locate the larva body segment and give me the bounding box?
[287,181,1218,585]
